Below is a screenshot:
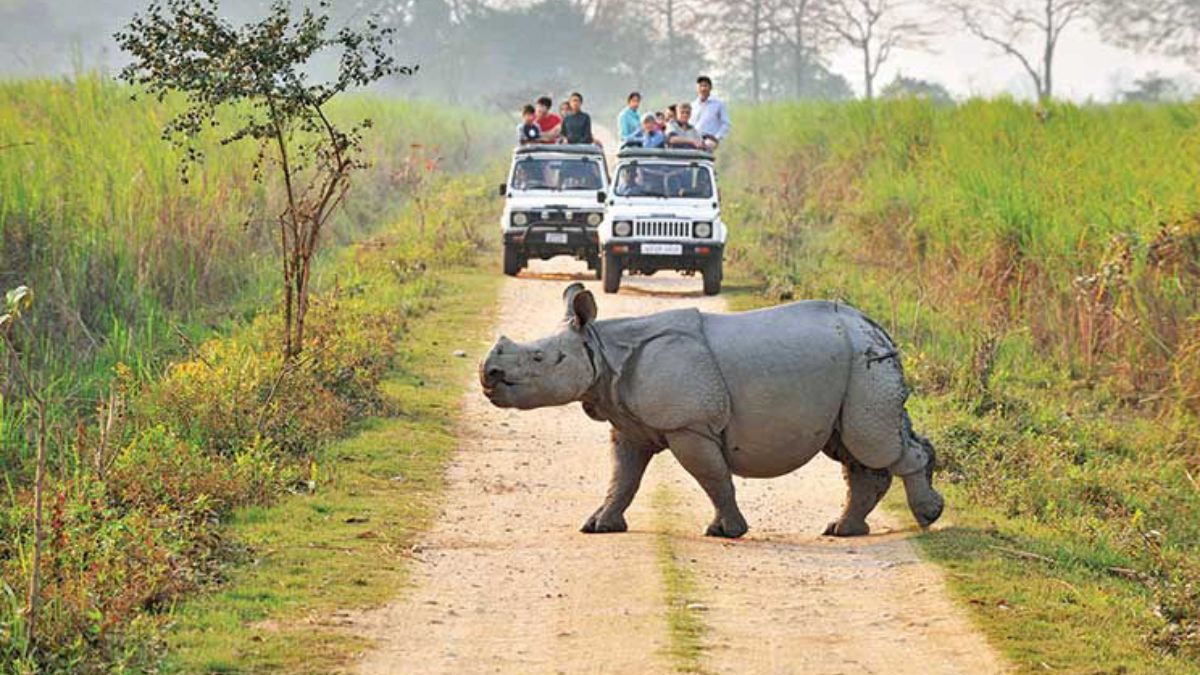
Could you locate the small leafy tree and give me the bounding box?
[0,286,45,649]
[115,0,414,359]
[881,73,955,104]
[1121,72,1184,102]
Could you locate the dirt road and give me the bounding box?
[350,260,1006,674]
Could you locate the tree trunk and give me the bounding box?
[863,46,874,100]
[666,0,676,63]
[1042,35,1054,100]
[794,2,807,97]
[751,0,762,103]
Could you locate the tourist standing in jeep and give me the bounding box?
[692,75,731,149]
[617,91,642,144]
[560,92,595,145]
[533,96,562,143]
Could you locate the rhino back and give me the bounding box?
[701,301,854,478]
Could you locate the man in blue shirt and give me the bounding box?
[692,75,731,148]
[617,91,642,144]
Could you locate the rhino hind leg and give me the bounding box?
[899,417,944,528]
[837,345,944,530]
[822,435,893,537]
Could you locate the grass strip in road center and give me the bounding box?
[652,485,713,674]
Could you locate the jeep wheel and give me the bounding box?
[590,256,603,280]
[503,244,523,277]
[702,257,722,296]
[602,252,622,294]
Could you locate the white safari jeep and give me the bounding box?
[599,148,726,295]
[498,144,610,277]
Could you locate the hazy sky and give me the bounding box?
[828,23,1195,102]
[1,0,1194,102]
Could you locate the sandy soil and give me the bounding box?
[349,259,1006,674]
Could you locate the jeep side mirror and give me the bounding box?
[498,183,507,197]
[596,190,606,204]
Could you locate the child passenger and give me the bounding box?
[630,113,665,148]
[516,104,541,145]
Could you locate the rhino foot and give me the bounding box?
[705,515,748,539]
[581,511,628,534]
[822,519,870,537]
[910,489,945,528]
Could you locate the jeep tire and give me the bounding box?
[702,256,722,296]
[602,252,622,294]
[503,244,523,277]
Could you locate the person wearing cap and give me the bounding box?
[627,113,665,149]
[617,91,642,144]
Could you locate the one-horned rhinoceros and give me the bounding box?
[480,283,943,538]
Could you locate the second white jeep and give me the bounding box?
[598,148,726,295]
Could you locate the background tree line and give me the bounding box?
[0,0,1197,109]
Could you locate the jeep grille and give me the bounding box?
[634,219,691,239]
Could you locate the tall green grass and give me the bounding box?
[722,98,1200,666]
[0,75,506,671]
[725,98,1200,391]
[0,75,502,480]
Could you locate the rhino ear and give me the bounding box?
[563,283,597,330]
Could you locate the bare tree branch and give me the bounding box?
[823,0,935,99]
[946,0,1096,100]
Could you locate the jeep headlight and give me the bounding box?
[586,212,602,226]
[614,221,633,237]
[694,221,713,238]
[511,212,529,227]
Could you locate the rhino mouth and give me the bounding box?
[482,378,521,397]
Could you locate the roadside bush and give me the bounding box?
[0,158,498,672]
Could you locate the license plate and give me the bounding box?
[642,243,683,256]
[545,232,568,244]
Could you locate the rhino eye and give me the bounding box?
[532,350,545,363]
[554,352,566,364]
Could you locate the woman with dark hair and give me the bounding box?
[617,91,641,143]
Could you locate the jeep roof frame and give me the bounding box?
[514,144,605,158]
[616,147,714,162]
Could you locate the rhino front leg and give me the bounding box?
[666,431,748,538]
[581,431,653,534]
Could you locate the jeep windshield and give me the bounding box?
[614,163,713,199]
[509,157,605,191]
